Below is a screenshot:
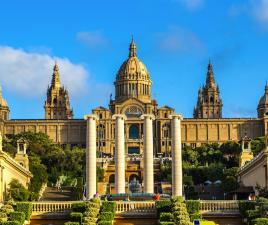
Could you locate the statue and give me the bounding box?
[129,177,142,193]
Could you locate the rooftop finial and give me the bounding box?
[206,60,216,88]
[129,35,137,57]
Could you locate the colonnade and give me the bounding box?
[84,114,183,199]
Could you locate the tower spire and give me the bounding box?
[51,61,61,89]
[129,36,137,58]
[206,60,216,88]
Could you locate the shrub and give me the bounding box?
[246,210,261,224]
[0,212,7,222]
[186,200,200,214]
[99,212,113,221]
[252,218,268,225]
[90,197,101,204]
[70,212,83,224]
[0,222,20,225]
[9,212,25,225]
[100,201,116,214]
[190,213,202,222]
[155,200,172,216]
[86,202,100,210]
[98,221,113,225]
[171,196,184,203]
[72,202,87,213]
[160,212,173,222]
[200,221,216,225]
[159,222,174,225]
[64,222,80,225]
[83,208,99,218]
[171,198,191,225]
[239,201,256,217]
[83,216,97,223]
[16,202,33,221]
[0,205,14,215]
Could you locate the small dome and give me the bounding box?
[116,38,151,82]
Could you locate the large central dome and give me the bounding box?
[116,38,151,82]
[114,38,152,103]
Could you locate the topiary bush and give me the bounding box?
[155,200,172,216]
[159,222,174,225]
[252,218,268,225]
[83,208,99,218]
[190,212,202,222]
[100,201,116,215]
[72,202,87,213]
[239,200,256,218]
[160,212,173,222]
[99,212,113,221]
[16,202,33,221]
[0,221,20,225]
[9,212,25,225]
[0,212,7,222]
[171,197,191,225]
[98,221,113,225]
[64,222,80,225]
[70,212,83,224]
[186,200,200,214]
[0,205,14,215]
[245,209,261,225]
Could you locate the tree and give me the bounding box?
[251,137,265,156]
[9,179,30,201]
[222,176,239,193]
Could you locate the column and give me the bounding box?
[112,114,127,194]
[84,114,98,199]
[141,114,155,194]
[170,114,183,196]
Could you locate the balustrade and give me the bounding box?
[116,201,156,215]
[32,201,78,215]
[200,200,239,213]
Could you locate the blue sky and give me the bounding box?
[0,0,268,119]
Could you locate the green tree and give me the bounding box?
[9,179,30,201]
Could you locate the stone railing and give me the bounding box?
[200,200,239,214]
[32,201,79,215]
[116,201,156,217]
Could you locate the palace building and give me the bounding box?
[0,38,267,154]
[0,39,268,193]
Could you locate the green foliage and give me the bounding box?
[70,212,83,224]
[72,202,87,213]
[186,200,200,214]
[155,200,172,216]
[9,179,30,201]
[73,177,83,201]
[252,218,268,225]
[9,212,25,225]
[239,201,256,217]
[189,213,202,222]
[171,197,191,225]
[64,222,80,225]
[221,176,239,193]
[83,208,99,218]
[160,212,173,222]
[0,212,7,222]
[159,222,175,225]
[245,210,261,225]
[100,201,116,214]
[99,212,113,221]
[251,137,265,156]
[98,222,113,225]
[16,202,32,221]
[0,205,14,215]
[0,221,20,225]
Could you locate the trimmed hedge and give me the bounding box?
[160,212,173,222]
[98,221,113,225]
[16,202,32,220]
[100,202,116,214]
[72,203,87,213]
[239,201,256,217]
[9,212,25,225]
[70,212,83,224]
[159,222,174,225]
[252,218,268,225]
[155,200,172,216]
[186,200,200,214]
[245,209,261,224]
[0,222,20,225]
[99,212,114,221]
[83,208,99,218]
[64,222,80,225]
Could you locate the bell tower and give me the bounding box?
[194,61,223,119]
[44,63,73,119]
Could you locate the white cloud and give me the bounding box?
[156,26,205,53]
[76,31,109,49]
[0,46,88,99]
[177,0,204,10]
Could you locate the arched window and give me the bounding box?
[129,124,139,139]
[210,96,214,103]
[97,124,105,139]
[162,123,170,138]
[53,98,57,105]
